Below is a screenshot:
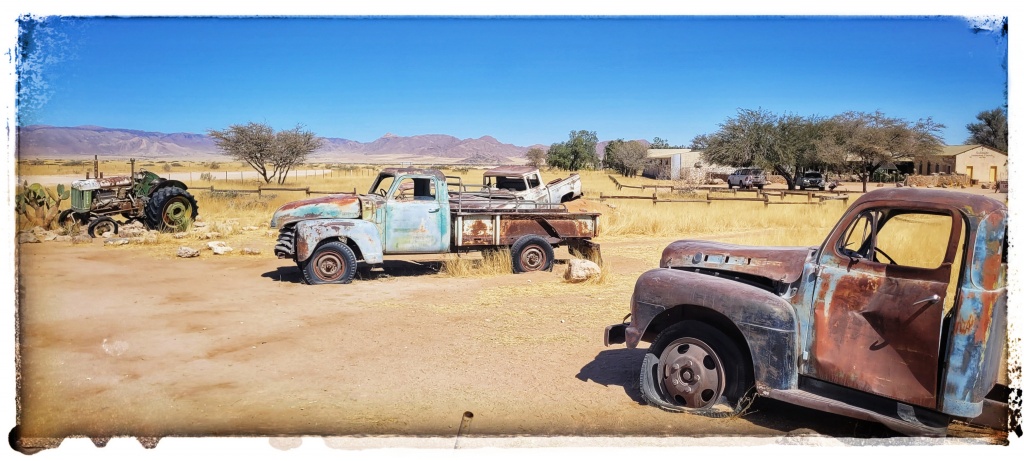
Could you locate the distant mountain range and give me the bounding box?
[16,125,547,164]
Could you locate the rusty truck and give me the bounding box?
[604,188,1011,436]
[271,168,601,284]
[478,166,583,204]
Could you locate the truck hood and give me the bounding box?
[271,194,365,228]
[660,240,814,284]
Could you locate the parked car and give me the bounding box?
[795,171,826,190]
[726,168,766,189]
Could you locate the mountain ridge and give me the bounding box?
[16,125,538,164]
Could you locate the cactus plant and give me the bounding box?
[15,183,70,230]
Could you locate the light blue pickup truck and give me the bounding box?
[271,168,601,284]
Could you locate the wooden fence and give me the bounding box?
[191,185,357,197]
[602,176,852,206]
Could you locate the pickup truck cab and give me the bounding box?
[271,168,601,285]
[481,166,583,204]
[604,188,1008,435]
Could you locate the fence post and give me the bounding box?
[305,187,311,197]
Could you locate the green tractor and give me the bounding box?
[59,156,199,237]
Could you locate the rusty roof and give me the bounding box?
[483,166,540,177]
[853,188,1006,218]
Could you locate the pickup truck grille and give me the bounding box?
[275,225,296,259]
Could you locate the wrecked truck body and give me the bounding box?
[271,168,601,284]
[605,188,1009,436]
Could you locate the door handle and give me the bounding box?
[913,294,941,305]
[428,208,439,213]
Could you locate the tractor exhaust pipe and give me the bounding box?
[94,155,99,180]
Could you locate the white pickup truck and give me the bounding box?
[480,166,583,204]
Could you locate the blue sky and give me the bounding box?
[15,15,1009,147]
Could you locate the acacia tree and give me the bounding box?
[698,109,822,189]
[965,107,1008,153]
[208,122,323,184]
[525,147,547,167]
[817,111,944,192]
[273,125,324,184]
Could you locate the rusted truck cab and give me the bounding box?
[604,188,1008,436]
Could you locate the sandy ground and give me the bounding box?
[12,234,1009,451]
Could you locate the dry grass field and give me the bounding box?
[12,161,1010,449]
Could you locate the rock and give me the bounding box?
[221,225,235,235]
[208,241,233,255]
[173,232,188,239]
[193,222,208,228]
[177,246,200,258]
[104,238,130,246]
[29,226,46,236]
[564,258,601,283]
[203,232,222,240]
[18,232,40,244]
[54,235,72,242]
[242,247,262,255]
[41,231,59,241]
[119,228,145,238]
[71,234,93,244]
[101,231,114,239]
[124,221,145,229]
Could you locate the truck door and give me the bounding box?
[808,204,964,408]
[384,176,450,253]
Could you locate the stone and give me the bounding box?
[54,235,72,242]
[104,238,130,246]
[242,247,262,255]
[101,231,114,239]
[71,234,93,244]
[203,232,222,240]
[41,231,59,241]
[173,232,188,239]
[564,258,601,283]
[208,241,233,255]
[18,232,40,244]
[119,228,145,238]
[177,246,200,258]
[193,222,208,228]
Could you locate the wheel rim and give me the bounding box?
[519,244,547,271]
[657,337,724,409]
[312,251,346,281]
[162,198,192,228]
[94,220,116,236]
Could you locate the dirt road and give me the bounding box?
[12,237,1006,448]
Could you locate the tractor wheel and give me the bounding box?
[639,321,753,416]
[87,217,119,238]
[145,186,198,231]
[301,241,358,285]
[58,209,87,234]
[510,235,555,273]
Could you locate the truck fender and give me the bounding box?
[627,268,799,391]
[152,179,190,193]
[293,219,384,265]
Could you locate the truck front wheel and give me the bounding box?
[511,235,554,273]
[639,321,752,416]
[302,241,358,285]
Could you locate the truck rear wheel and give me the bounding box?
[302,241,357,285]
[511,235,554,273]
[145,186,198,231]
[639,321,752,416]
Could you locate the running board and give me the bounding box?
[769,388,949,436]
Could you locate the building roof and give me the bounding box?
[646,148,693,159]
[936,144,1006,157]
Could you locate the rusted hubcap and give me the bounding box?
[658,337,724,409]
[519,245,547,271]
[313,252,345,281]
